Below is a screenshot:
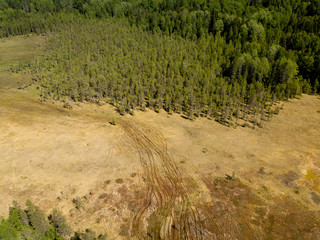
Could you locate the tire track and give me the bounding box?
[118,120,261,240]
[119,121,204,239]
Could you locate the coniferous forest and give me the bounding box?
[0,201,107,239]
[1,1,320,240]
[1,0,320,125]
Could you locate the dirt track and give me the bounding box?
[1,87,320,239]
[119,121,200,239]
[119,121,262,239]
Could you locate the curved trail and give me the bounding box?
[119,121,205,239]
[118,120,261,240]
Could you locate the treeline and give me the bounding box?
[0,8,76,37]
[2,0,320,125]
[15,19,293,126]
[0,200,107,240]
[1,0,320,92]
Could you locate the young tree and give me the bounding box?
[26,200,51,234]
[49,209,73,237]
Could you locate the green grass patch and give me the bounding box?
[0,35,45,89]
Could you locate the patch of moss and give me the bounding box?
[115,178,124,184]
[305,169,317,181]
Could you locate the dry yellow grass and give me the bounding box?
[1,36,320,239]
[1,87,320,238]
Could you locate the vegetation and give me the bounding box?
[0,201,107,240]
[1,0,320,125]
[1,2,319,238]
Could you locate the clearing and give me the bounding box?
[1,36,320,239]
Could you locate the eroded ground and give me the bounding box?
[1,36,320,239]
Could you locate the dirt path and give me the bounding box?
[119,121,197,239]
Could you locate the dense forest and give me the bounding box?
[1,0,319,124]
[0,201,107,239]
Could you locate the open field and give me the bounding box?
[1,36,320,239]
[0,35,45,89]
[0,35,44,72]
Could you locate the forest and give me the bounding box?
[1,1,320,239]
[0,201,107,239]
[1,0,320,124]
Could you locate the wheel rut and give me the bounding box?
[119,121,207,239]
[118,120,261,240]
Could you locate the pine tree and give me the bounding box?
[49,209,73,237]
[26,200,51,234]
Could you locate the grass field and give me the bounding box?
[1,36,320,239]
[0,35,45,89]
